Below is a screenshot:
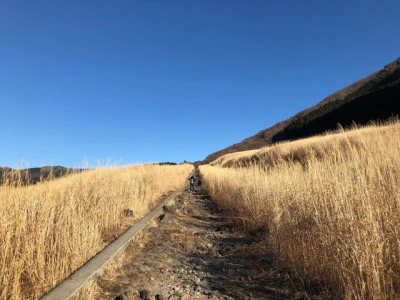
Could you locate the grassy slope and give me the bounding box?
[203,57,400,164]
[0,164,193,299]
[200,121,400,298]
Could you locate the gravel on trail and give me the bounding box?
[92,173,327,300]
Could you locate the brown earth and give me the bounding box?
[91,173,329,300]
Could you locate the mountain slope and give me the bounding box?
[203,57,400,164]
[0,166,83,185]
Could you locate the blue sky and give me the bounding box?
[1,0,399,167]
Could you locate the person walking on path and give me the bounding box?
[189,175,196,192]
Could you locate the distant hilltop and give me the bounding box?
[203,57,400,164]
[0,166,84,185]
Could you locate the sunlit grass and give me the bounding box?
[0,163,193,299]
[200,121,400,299]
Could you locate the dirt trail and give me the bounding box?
[93,172,323,300]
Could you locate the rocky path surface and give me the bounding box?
[93,173,323,300]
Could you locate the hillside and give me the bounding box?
[200,121,400,298]
[0,166,83,185]
[202,57,400,164]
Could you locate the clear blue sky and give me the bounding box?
[1,1,399,168]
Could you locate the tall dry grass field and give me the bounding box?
[0,163,193,299]
[200,122,400,299]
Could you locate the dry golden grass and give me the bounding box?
[211,121,398,169]
[200,121,400,299]
[0,163,193,299]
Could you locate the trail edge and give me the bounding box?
[41,170,194,300]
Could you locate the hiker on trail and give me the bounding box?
[189,175,196,192]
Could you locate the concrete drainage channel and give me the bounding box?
[41,174,193,300]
